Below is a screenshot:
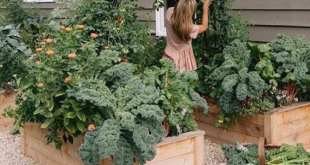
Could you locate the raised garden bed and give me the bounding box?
[21,123,205,165]
[194,100,310,148]
[0,91,17,132]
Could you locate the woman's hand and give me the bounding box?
[203,0,211,9]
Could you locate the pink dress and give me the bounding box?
[163,7,199,73]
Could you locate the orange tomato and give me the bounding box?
[68,53,76,59]
[46,50,55,56]
[60,25,66,30]
[38,83,44,88]
[88,124,95,131]
[45,38,53,44]
[77,25,85,30]
[36,48,43,52]
[64,76,72,83]
[90,33,98,39]
[35,61,41,64]
[104,46,110,50]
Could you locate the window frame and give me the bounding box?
[155,7,167,36]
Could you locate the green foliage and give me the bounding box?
[266,144,310,164]
[142,60,208,135]
[222,143,260,165]
[0,0,35,25]
[270,35,310,90]
[0,25,31,90]
[208,40,268,126]
[59,0,161,68]
[194,0,249,93]
[76,66,165,165]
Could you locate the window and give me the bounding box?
[23,0,54,2]
[155,0,177,36]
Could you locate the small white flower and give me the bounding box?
[12,74,17,78]
[272,86,277,91]
[181,108,187,116]
[176,124,182,134]
[294,98,299,102]
[276,96,281,100]
[0,64,3,68]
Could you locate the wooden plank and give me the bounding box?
[197,121,259,144]
[264,114,272,144]
[205,135,231,145]
[269,104,310,125]
[156,130,204,147]
[248,26,310,42]
[238,10,310,27]
[147,138,195,164]
[232,0,310,10]
[195,135,204,165]
[149,153,195,165]
[0,92,17,132]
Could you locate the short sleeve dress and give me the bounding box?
[163,7,199,73]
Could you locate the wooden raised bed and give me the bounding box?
[194,100,310,149]
[0,91,17,132]
[21,123,205,165]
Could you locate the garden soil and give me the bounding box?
[0,130,226,165]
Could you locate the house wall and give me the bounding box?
[2,0,310,42]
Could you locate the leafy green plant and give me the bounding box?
[0,0,35,25]
[59,0,161,68]
[209,40,273,126]
[0,25,31,91]
[194,0,249,94]
[142,60,208,136]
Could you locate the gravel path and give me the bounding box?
[204,139,226,165]
[1,130,226,165]
[0,131,40,165]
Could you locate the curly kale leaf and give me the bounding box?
[115,112,136,131]
[103,63,135,89]
[140,119,165,144]
[67,79,116,109]
[222,74,239,92]
[78,129,101,164]
[248,71,267,91]
[95,119,121,159]
[132,104,164,121]
[236,83,248,101]
[133,126,158,164]
[222,143,259,165]
[189,88,208,114]
[219,92,240,115]
[114,137,133,165]
[114,77,160,112]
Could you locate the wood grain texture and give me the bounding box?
[22,123,205,165]
[0,92,17,132]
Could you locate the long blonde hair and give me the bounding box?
[171,0,197,42]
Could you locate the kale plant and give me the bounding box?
[209,40,271,126]
[73,64,165,165]
[223,143,259,165]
